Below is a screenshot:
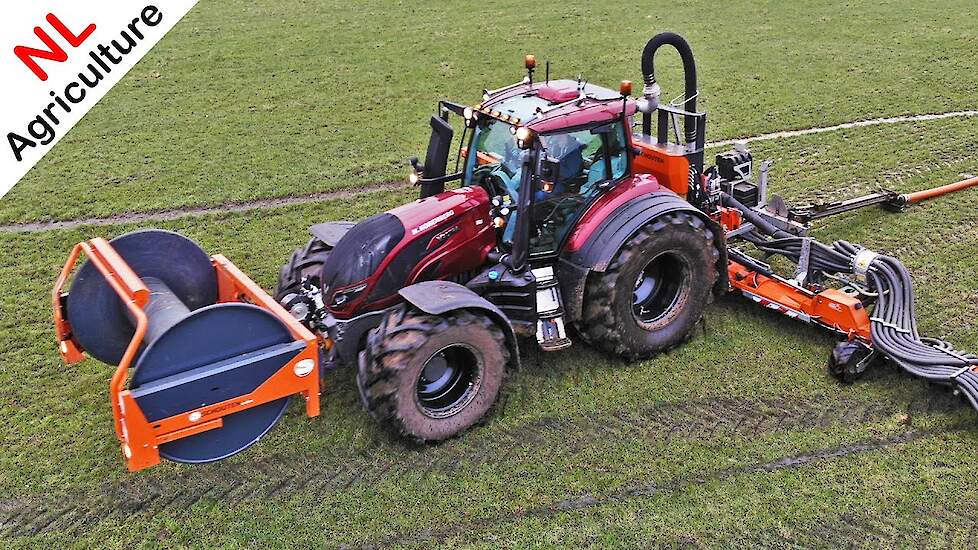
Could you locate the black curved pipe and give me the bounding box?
[641,32,698,143]
[721,193,789,238]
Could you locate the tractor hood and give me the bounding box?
[321,185,494,317]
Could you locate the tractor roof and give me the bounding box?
[478,79,637,134]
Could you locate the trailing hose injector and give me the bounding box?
[722,190,978,411]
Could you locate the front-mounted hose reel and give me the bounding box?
[53,230,321,471]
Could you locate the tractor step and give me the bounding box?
[537,317,572,351]
[532,266,572,351]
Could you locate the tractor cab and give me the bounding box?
[414,76,638,263]
[462,79,634,257]
[400,73,642,351]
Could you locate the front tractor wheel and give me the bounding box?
[275,237,332,301]
[580,212,718,360]
[358,306,508,442]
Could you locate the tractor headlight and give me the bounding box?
[331,283,368,308]
[515,126,535,149]
[464,106,473,120]
[408,169,420,185]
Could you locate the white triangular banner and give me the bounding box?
[0,1,199,197]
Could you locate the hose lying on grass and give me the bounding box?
[723,193,978,410]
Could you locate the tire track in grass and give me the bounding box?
[745,498,978,549]
[375,429,941,547]
[1,110,976,234]
[0,393,964,539]
[0,181,406,234]
[707,110,978,149]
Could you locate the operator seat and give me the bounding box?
[538,133,586,199]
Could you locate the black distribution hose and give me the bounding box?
[722,192,852,273]
[723,192,978,411]
[641,32,697,143]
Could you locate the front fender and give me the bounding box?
[399,280,521,369]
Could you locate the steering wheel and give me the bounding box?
[473,163,514,197]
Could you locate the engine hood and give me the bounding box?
[322,185,493,317]
[388,185,490,235]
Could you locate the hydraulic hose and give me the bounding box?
[721,192,789,238]
[722,192,854,273]
[641,32,697,143]
[726,190,978,410]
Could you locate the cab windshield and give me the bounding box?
[463,119,523,197]
[464,117,630,255]
[464,118,629,199]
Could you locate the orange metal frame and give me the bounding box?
[727,260,872,342]
[53,240,321,471]
[714,208,873,343]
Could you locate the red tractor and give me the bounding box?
[54,33,978,470]
[274,34,727,442]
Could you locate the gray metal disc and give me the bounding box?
[132,303,295,464]
[66,229,217,365]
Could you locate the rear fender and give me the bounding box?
[560,192,727,322]
[399,281,520,369]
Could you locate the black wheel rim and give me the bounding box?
[632,252,688,325]
[416,344,482,418]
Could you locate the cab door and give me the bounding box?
[528,121,630,257]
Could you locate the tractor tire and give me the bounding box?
[358,305,508,442]
[275,237,332,300]
[579,212,718,361]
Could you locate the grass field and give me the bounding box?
[2,0,978,547]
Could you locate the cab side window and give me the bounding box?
[584,122,628,188]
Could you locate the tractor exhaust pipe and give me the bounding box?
[640,32,698,143]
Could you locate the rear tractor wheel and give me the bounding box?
[358,305,509,441]
[580,212,718,360]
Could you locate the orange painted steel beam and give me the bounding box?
[727,260,872,342]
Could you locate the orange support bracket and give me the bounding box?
[53,238,151,443]
[212,254,321,419]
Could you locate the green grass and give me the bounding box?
[2,0,978,547]
[4,0,978,224]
